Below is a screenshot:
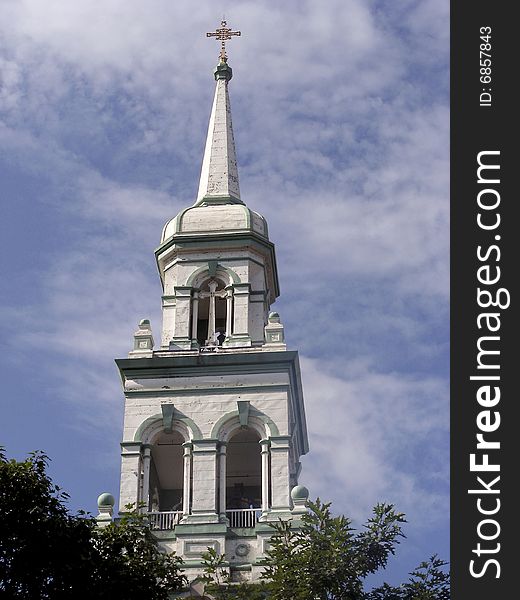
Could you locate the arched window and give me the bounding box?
[194,278,228,346]
[147,431,186,524]
[226,429,262,510]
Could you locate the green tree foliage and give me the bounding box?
[368,556,450,600]
[0,449,186,599]
[0,448,95,598]
[93,507,186,599]
[1,449,448,600]
[190,500,448,600]
[261,498,408,600]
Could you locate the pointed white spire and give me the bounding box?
[196,61,242,205]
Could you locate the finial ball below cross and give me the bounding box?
[206,20,241,63]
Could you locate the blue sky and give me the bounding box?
[0,0,449,586]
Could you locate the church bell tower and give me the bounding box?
[112,21,309,582]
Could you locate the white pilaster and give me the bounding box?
[225,284,251,347]
[191,292,199,344]
[218,442,228,520]
[269,436,292,518]
[188,440,219,523]
[171,287,192,348]
[182,442,193,518]
[161,296,176,347]
[233,285,249,334]
[119,444,142,513]
[225,288,233,337]
[260,439,270,519]
[141,445,151,512]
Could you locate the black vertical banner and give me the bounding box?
[451,3,517,599]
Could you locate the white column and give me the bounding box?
[225,288,233,337]
[182,442,192,517]
[191,292,199,343]
[218,442,227,520]
[141,445,152,512]
[260,439,270,519]
[207,280,218,343]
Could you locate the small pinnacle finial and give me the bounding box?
[206,19,241,63]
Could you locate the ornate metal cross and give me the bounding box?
[206,20,241,62]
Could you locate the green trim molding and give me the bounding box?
[133,411,203,442]
[210,406,280,440]
[186,262,241,287]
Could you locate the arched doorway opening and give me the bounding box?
[148,430,186,528]
[225,429,261,526]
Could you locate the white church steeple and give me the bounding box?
[196,58,241,205]
[197,20,242,205]
[111,22,309,584]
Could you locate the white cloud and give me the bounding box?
[299,356,449,528]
